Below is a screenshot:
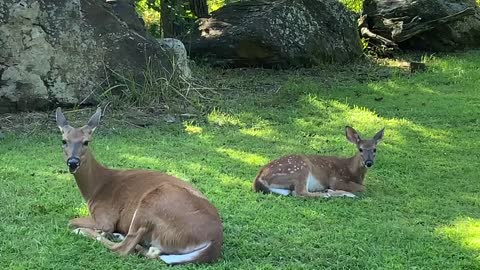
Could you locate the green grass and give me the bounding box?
[2,51,480,269]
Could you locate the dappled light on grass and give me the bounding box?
[216,147,268,166]
[297,94,449,145]
[208,108,244,126]
[239,125,277,139]
[184,122,203,135]
[438,218,480,252]
[119,153,193,182]
[120,154,161,167]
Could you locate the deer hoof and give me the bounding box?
[112,233,125,241]
[72,228,82,235]
[343,192,357,198]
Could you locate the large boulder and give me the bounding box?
[0,0,178,113]
[361,0,480,51]
[183,0,363,67]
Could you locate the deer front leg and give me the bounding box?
[69,217,112,243]
[69,216,115,233]
[328,180,365,198]
[72,227,116,246]
[69,217,96,229]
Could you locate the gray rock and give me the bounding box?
[0,0,175,113]
[157,38,192,79]
[183,0,362,67]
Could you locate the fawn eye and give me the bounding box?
[62,140,67,145]
[83,141,89,146]
[359,148,363,152]
[373,148,377,153]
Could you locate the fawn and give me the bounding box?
[253,126,384,198]
[55,107,223,265]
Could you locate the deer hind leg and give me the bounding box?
[109,209,150,256]
[110,227,149,256]
[292,173,331,198]
[292,184,331,198]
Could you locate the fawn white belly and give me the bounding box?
[306,173,324,192]
[269,184,292,196]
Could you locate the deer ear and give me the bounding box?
[86,107,102,133]
[56,107,69,130]
[373,127,385,143]
[345,126,361,144]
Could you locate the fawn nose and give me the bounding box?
[365,160,373,168]
[67,157,80,172]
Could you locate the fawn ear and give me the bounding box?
[85,107,102,133]
[345,126,361,144]
[373,127,385,143]
[56,107,69,131]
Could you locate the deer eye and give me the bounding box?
[373,148,377,153]
[62,140,67,145]
[359,148,363,152]
[83,141,89,146]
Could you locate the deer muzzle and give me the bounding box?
[364,160,373,168]
[67,157,81,173]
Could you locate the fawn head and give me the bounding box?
[345,126,384,168]
[56,107,102,173]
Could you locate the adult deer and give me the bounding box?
[55,107,222,265]
[253,126,384,198]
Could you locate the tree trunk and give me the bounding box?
[161,0,177,37]
[189,0,209,18]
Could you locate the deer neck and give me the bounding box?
[73,149,111,201]
[347,152,367,183]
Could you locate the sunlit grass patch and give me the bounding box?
[216,147,268,166]
[184,121,203,134]
[438,218,480,251]
[208,108,244,126]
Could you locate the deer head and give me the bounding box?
[56,107,102,173]
[345,126,384,168]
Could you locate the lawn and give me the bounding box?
[1,51,480,269]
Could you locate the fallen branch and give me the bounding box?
[359,15,398,47]
[390,7,476,42]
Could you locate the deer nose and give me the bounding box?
[365,160,373,168]
[67,157,80,172]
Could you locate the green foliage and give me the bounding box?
[2,51,480,269]
[136,0,162,36]
[208,0,225,12]
[340,0,363,13]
